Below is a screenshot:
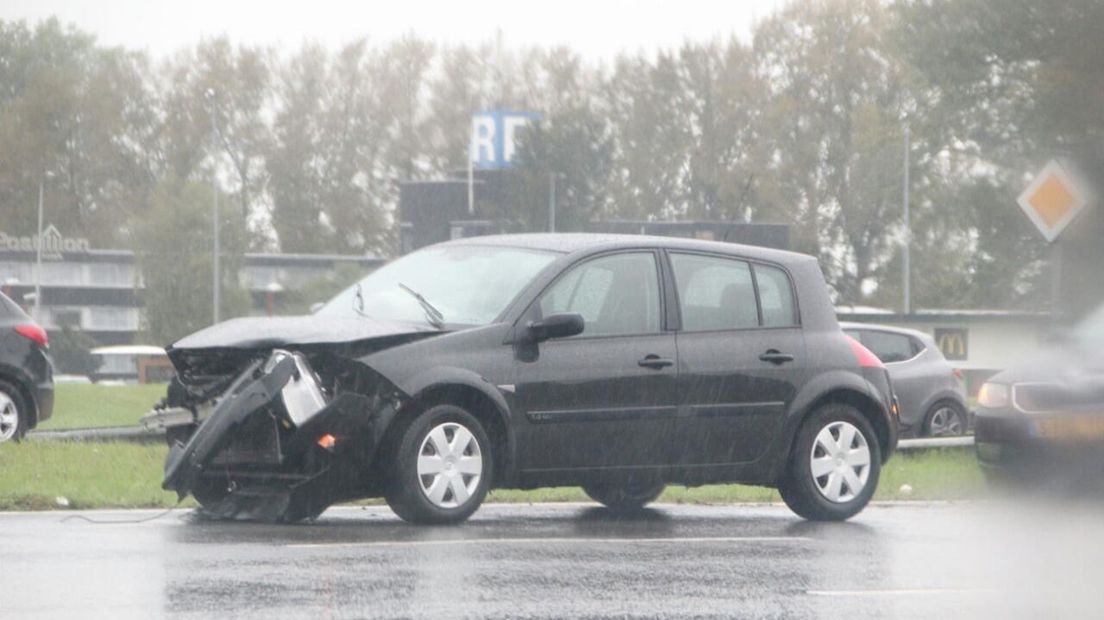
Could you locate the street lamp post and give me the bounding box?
[548,172,556,233]
[902,123,911,315]
[206,89,221,324]
[33,180,44,321]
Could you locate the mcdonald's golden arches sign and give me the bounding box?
[933,328,968,361]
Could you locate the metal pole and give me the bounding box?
[548,173,556,232]
[902,123,911,315]
[211,106,221,324]
[1051,241,1063,323]
[34,180,43,320]
[467,129,475,216]
[465,136,474,216]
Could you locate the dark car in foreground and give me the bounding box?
[975,305,1104,486]
[0,292,53,443]
[144,234,897,523]
[841,322,969,437]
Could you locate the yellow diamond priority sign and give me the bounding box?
[1017,159,1090,242]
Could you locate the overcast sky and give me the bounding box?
[0,0,786,59]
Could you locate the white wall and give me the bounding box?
[841,315,1048,371]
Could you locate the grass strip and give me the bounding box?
[36,383,166,431]
[0,441,982,511]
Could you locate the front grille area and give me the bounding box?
[209,412,284,466]
[1013,382,1104,413]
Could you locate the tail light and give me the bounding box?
[845,335,884,369]
[952,368,964,382]
[14,324,48,348]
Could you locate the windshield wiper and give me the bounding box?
[398,283,445,330]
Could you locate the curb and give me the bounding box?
[28,426,163,444]
[898,436,974,451]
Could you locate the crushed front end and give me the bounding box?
[148,349,406,522]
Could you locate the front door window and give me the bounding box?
[539,252,662,337]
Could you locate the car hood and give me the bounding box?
[170,315,439,352]
[989,341,1104,410]
[991,341,1104,384]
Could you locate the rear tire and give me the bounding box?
[923,401,968,437]
[779,404,881,521]
[0,380,28,443]
[386,404,492,525]
[583,482,666,513]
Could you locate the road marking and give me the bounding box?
[806,588,988,597]
[288,535,812,550]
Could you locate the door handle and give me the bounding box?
[759,349,795,365]
[638,355,675,370]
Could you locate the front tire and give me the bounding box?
[779,404,881,521]
[386,404,492,525]
[583,482,666,513]
[0,381,28,443]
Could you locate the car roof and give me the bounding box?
[838,321,933,342]
[440,232,813,265]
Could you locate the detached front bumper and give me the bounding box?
[162,350,386,519]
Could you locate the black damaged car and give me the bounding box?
[145,233,898,524]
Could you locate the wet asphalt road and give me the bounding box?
[4,501,1104,619]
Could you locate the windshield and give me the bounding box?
[317,244,557,326]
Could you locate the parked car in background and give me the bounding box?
[975,303,1104,487]
[146,234,897,525]
[841,322,968,437]
[0,291,53,443]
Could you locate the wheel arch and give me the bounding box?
[779,372,895,481]
[919,389,968,418]
[374,366,515,486]
[799,388,892,461]
[921,395,970,435]
[0,365,37,429]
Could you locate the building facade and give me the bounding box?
[0,234,381,346]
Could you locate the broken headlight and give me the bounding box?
[265,349,328,427]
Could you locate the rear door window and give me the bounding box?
[671,253,799,331]
[670,253,759,331]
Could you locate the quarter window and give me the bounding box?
[754,264,797,327]
[539,252,661,337]
[860,331,915,363]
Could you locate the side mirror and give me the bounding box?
[527,313,585,342]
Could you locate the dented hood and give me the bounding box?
[170,315,437,352]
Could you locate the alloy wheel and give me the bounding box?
[929,406,964,437]
[810,420,871,503]
[0,391,19,442]
[417,422,483,509]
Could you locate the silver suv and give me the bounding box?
[842,322,968,437]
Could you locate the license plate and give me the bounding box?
[1035,416,1104,441]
